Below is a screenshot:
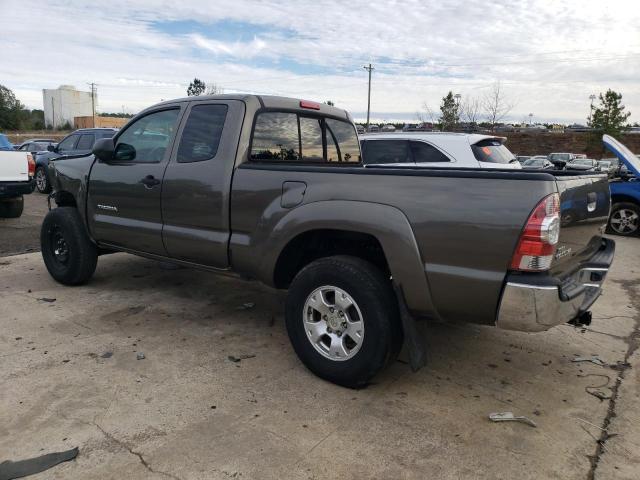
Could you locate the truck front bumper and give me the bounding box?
[496,238,615,332]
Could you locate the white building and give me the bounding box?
[43,85,95,129]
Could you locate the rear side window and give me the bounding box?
[363,140,410,164]
[76,134,95,150]
[177,104,228,163]
[326,119,360,163]
[410,141,450,163]
[471,139,515,164]
[251,112,300,161]
[250,112,360,163]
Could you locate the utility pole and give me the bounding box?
[51,97,56,130]
[87,82,97,128]
[363,64,374,131]
[588,94,596,125]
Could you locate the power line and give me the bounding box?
[87,82,97,127]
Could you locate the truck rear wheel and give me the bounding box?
[41,207,98,285]
[607,202,639,236]
[0,196,24,218]
[285,255,402,388]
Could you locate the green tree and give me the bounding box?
[187,78,206,96]
[439,91,459,131]
[0,85,24,130]
[589,89,631,136]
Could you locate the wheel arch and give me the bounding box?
[252,200,437,317]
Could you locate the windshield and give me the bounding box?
[549,153,570,161]
[0,134,13,151]
[603,134,640,177]
[571,159,592,166]
[523,159,542,166]
[471,139,516,164]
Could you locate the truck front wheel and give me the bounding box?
[0,196,24,218]
[41,207,98,285]
[285,256,402,388]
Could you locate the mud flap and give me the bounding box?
[393,282,427,372]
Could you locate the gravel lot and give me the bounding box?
[0,195,638,479]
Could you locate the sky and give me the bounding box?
[1,0,639,124]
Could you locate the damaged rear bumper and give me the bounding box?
[496,238,615,332]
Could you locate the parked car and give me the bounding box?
[548,152,577,169]
[626,126,640,134]
[515,155,531,163]
[598,160,616,178]
[0,133,35,218]
[13,138,57,154]
[565,124,592,133]
[603,135,640,236]
[494,124,515,132]
[367,125,379,133]
[34,128,118,193]
[380,124,396,132]
[359,133,521,169]
[565,158,601,172]
[521,158,555,170]
[41,94,614,387]
[356,125,365,135]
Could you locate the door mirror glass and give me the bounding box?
[114,142,136,162]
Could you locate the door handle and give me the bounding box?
[140,175,160,188]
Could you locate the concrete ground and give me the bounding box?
[0,192,48,256]
[0,198,639,479]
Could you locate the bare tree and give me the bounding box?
[482,81,515,130]
[206,82,224,95]
[416,101,437,124]
[460,96,481,125]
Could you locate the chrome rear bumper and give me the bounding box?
[496,238,615,332]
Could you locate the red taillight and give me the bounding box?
[300,100,321,110]
[27,154,35,177]
[510,193,560,271]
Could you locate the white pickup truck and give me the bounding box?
[0,134,35,218]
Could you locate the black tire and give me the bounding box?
[607,202,640,236]
[285,255,402,388]
[35,166,51,193]
[0,196,24,218]
[41,207,98,285]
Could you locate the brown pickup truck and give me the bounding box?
[41,95,614,387]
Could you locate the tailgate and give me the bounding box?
[550,173,610,274]
[0,152,29,182]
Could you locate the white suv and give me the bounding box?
[359,132,521,169]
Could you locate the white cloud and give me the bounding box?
[0,0,638,123]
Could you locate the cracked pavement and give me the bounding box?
[0,226,638,478]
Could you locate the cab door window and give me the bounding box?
[114,109,180,163]
[57,135,79,153]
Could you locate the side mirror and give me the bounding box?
[47,144,57,152]
[93,138,115,162]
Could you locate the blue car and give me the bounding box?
[35,128,118,193]
[603,135,640,236]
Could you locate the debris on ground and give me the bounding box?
[0,447,78,480]
[489,412,537,428]
[136,352,145,360]
[36,298,56,303]
[100,352,113,359]
[236,302,255,310]
[228,354,256,363]
[572,355,607,367]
